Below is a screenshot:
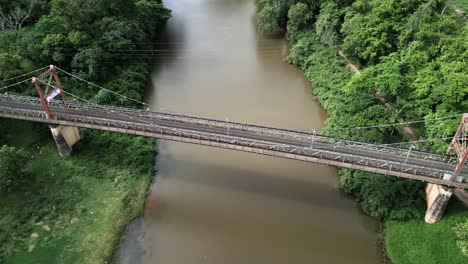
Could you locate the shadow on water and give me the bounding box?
[115,217,145,264]
[116,5,186,264]
[150,149,354,212]
[144,17,185,96]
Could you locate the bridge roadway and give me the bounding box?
[0,94,467,188]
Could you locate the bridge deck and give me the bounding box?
[1,94,467,188]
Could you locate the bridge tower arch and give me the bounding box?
[31,65,67,119]
[32,65,80,157]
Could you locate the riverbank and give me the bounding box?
[289,25,467,264]
[0,119,156,263]
[386,200,468,264]
[0,1,170,263]
[255,0,467,262]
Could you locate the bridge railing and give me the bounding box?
[0,94,454,164]
[51,95,452,162]
[1,94,467,187]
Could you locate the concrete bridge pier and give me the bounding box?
[424,183,454,224]
[49,125,80,157]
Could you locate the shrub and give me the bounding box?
[453,219,468,256]
[0,145,29,193]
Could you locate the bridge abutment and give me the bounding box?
[49,125,80,157]
[424,183,454,224]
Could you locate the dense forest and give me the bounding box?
[256,0,467,262]
[0,0,170,262]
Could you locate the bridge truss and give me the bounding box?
[0,94,467,188]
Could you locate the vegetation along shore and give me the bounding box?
[255,0,467,263]
[0,0,170,263]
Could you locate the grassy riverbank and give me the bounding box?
[0,119,155,263]
[0,1,170,262]
[256,0,467,262]
[386,200,468,264]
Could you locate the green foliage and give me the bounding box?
[1,0,170,93]
[0,53,34,80]
[257,3,282,34]
[0,145,29,193]
[0,0,170,262]
[450,0,468,11]
[0,120,155,263]
[286,3,312,40]
[260,0,467,226]
[453,218,468,257]
[341,0,430,65]
[256,0,300,34]
[315,1,343,47]
[386,201,468,263]
[136,0,171,39]
[339,169,425,219]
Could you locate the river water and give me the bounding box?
[117,0,380,263]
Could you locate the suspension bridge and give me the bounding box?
[1,65,467,223]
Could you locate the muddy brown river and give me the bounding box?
[117,0,380,263]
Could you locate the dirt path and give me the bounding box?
[338,50,361,74]
[338,50,418,140]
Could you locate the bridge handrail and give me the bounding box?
[1,96,467,187]
[0,101,462,181]
[0,94,453,163]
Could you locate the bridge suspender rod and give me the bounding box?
[49,65,67,106]
[32,77,53,119]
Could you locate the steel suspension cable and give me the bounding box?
[0,66,49,83]
[56,67,462,133]
[35,79,458,161]
[55,67,172,113]
[40,81,285,150]
[0,78,33,91]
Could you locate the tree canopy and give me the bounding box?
[0,145,29,193]
[256,0,467,223]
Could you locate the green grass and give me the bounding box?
[386,200,468,264]
[450,0,468,12]
[0,119,155,263]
